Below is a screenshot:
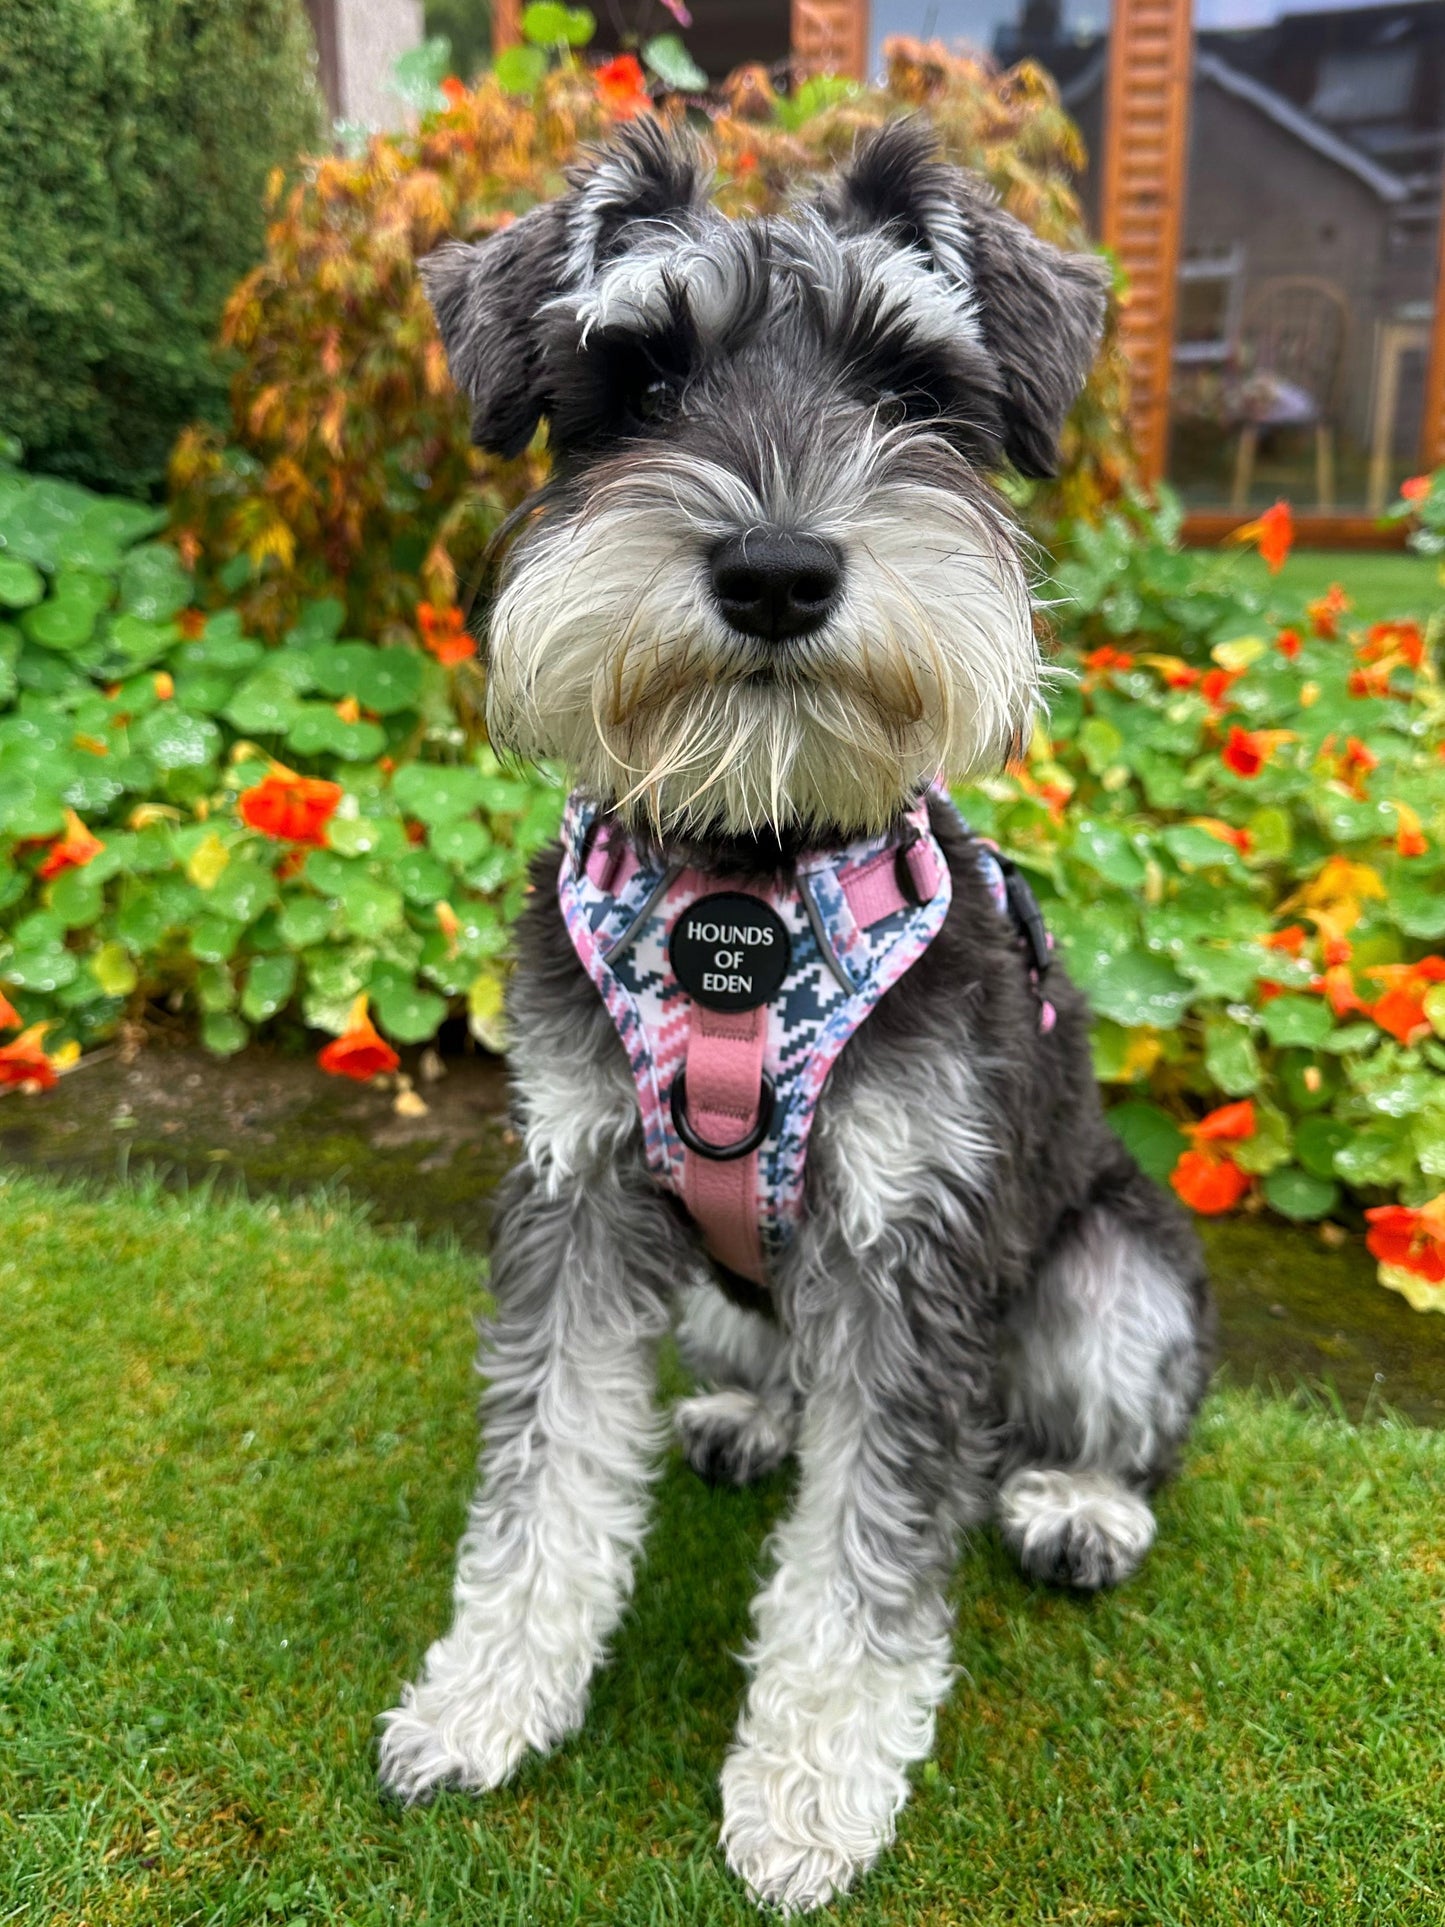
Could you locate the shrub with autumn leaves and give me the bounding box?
[954,490,1445,1313]
[167,37,1132,643]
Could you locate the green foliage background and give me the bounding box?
[0,0,320,496]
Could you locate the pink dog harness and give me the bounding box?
[558,788,1043,1286]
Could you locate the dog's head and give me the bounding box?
[423,117,1107,840]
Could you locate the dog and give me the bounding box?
[377,116,1214,1913]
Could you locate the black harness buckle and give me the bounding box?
[995,853,1053,980]
[671,1070,776,1161]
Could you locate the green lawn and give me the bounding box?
[1232,547,1439,626]
[3,1170,1444,1926]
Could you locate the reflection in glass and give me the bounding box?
[1168,0,1445,512]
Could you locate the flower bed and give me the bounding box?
[956,492,1445,1310]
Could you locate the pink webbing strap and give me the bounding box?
[680,1004,768,1284]
[840,830,944,928]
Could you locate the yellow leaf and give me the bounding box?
[1211,635,1266,673]
[1123,1029,1162,1079]
[1376,1260,1445,1315]
[92,942,138,997]
[1299,681,1321,708]
[51,1039,81,1072]
[186,831,232,891]
[467,968,509,1053]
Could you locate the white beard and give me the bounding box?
[484,430,1037,838]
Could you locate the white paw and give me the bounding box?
[376,1633,585,1803]
[719,1732,900,1913]
[998,1467,1156,1592]
[675,1388,796,1486]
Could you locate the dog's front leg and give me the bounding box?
[720,1281,981,1913]
[378,1159,677,1801]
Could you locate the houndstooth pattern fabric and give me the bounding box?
[558,790,1008,1274]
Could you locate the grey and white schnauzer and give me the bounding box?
[378,117,1214,1912]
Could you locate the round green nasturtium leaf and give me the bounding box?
[286,597,345,645]
[0,556,44,608]
[310,643,424,716]
[1160,824,1243,872]
[495,42,548,92]
[241,953,298,1024]
[285,703,386,761]
[339,876,404,941]
[0,780,66,839]
[1071,819,1146,888]
[1203,1017,1261,1096]
[1079,950,1193,1030]
[642,30,707,89]
[521,1,595,44]
[1276,1049,1335,1114]
[106,613,177,668]
[201,1011,249,1057]
[372,978,448,1044]
[47,867,104,929]
[91,941,139,997]
[3,944,79,992]
[207,860,278,926]
[196,962,236,1013]
[1260,995,1334,1050]
[429,817,490,867]
[189,917,244,963]
[303,849,359,898]
[391,762,486,825]
[325,812,409,860]
[225,672,304,735]
[177,629,264,676]
[1106,1100,1186,1186]
[394,849,450,904]
[277,894,336,948]
[119,543,190,622]
[1263,1166,1339,1222]
[132,707,221,771]
[22,595,96,651]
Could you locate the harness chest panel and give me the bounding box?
[557,791,1010,1283]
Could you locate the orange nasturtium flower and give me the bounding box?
[1200,666,1242,712]
[317,995,401,1081]
[1365,1197,1445,1285]
[1276,627,1303,660]
[1393,800,1428,859]
[417,601,474,667]
[1222,725,1290,778]
[1400,474,1432,503]
[1170,1100,1256,1215]
[1365,957,1445,1046]
[595,53,650,119]
[0,1023,59,1092]
[1359,619,1425,670]
[1307,583,1350,639]
[37,809,103,880]
[1232,498,1293,573]
[239,769,343,847]
[0,989,22,1029]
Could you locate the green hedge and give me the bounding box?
[0,0,320,496]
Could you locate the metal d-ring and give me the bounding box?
[670,1070,776,1161]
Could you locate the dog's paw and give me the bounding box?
[719,1735,895,1914]
[998,1467,1156,1592]
[376,1636,584,1803]
[674,1388,795,1487]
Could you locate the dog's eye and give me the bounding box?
[633,376,683,426]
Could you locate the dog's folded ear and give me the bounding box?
[820,117,1110,479]
[420,121,711,457]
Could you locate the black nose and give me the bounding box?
[709,531,842,642]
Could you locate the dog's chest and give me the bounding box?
[555,792,1009,1284]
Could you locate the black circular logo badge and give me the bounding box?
[669,892,791,1013]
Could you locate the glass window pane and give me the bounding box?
[870,0,1114,231]
[1167,0,1445,514]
